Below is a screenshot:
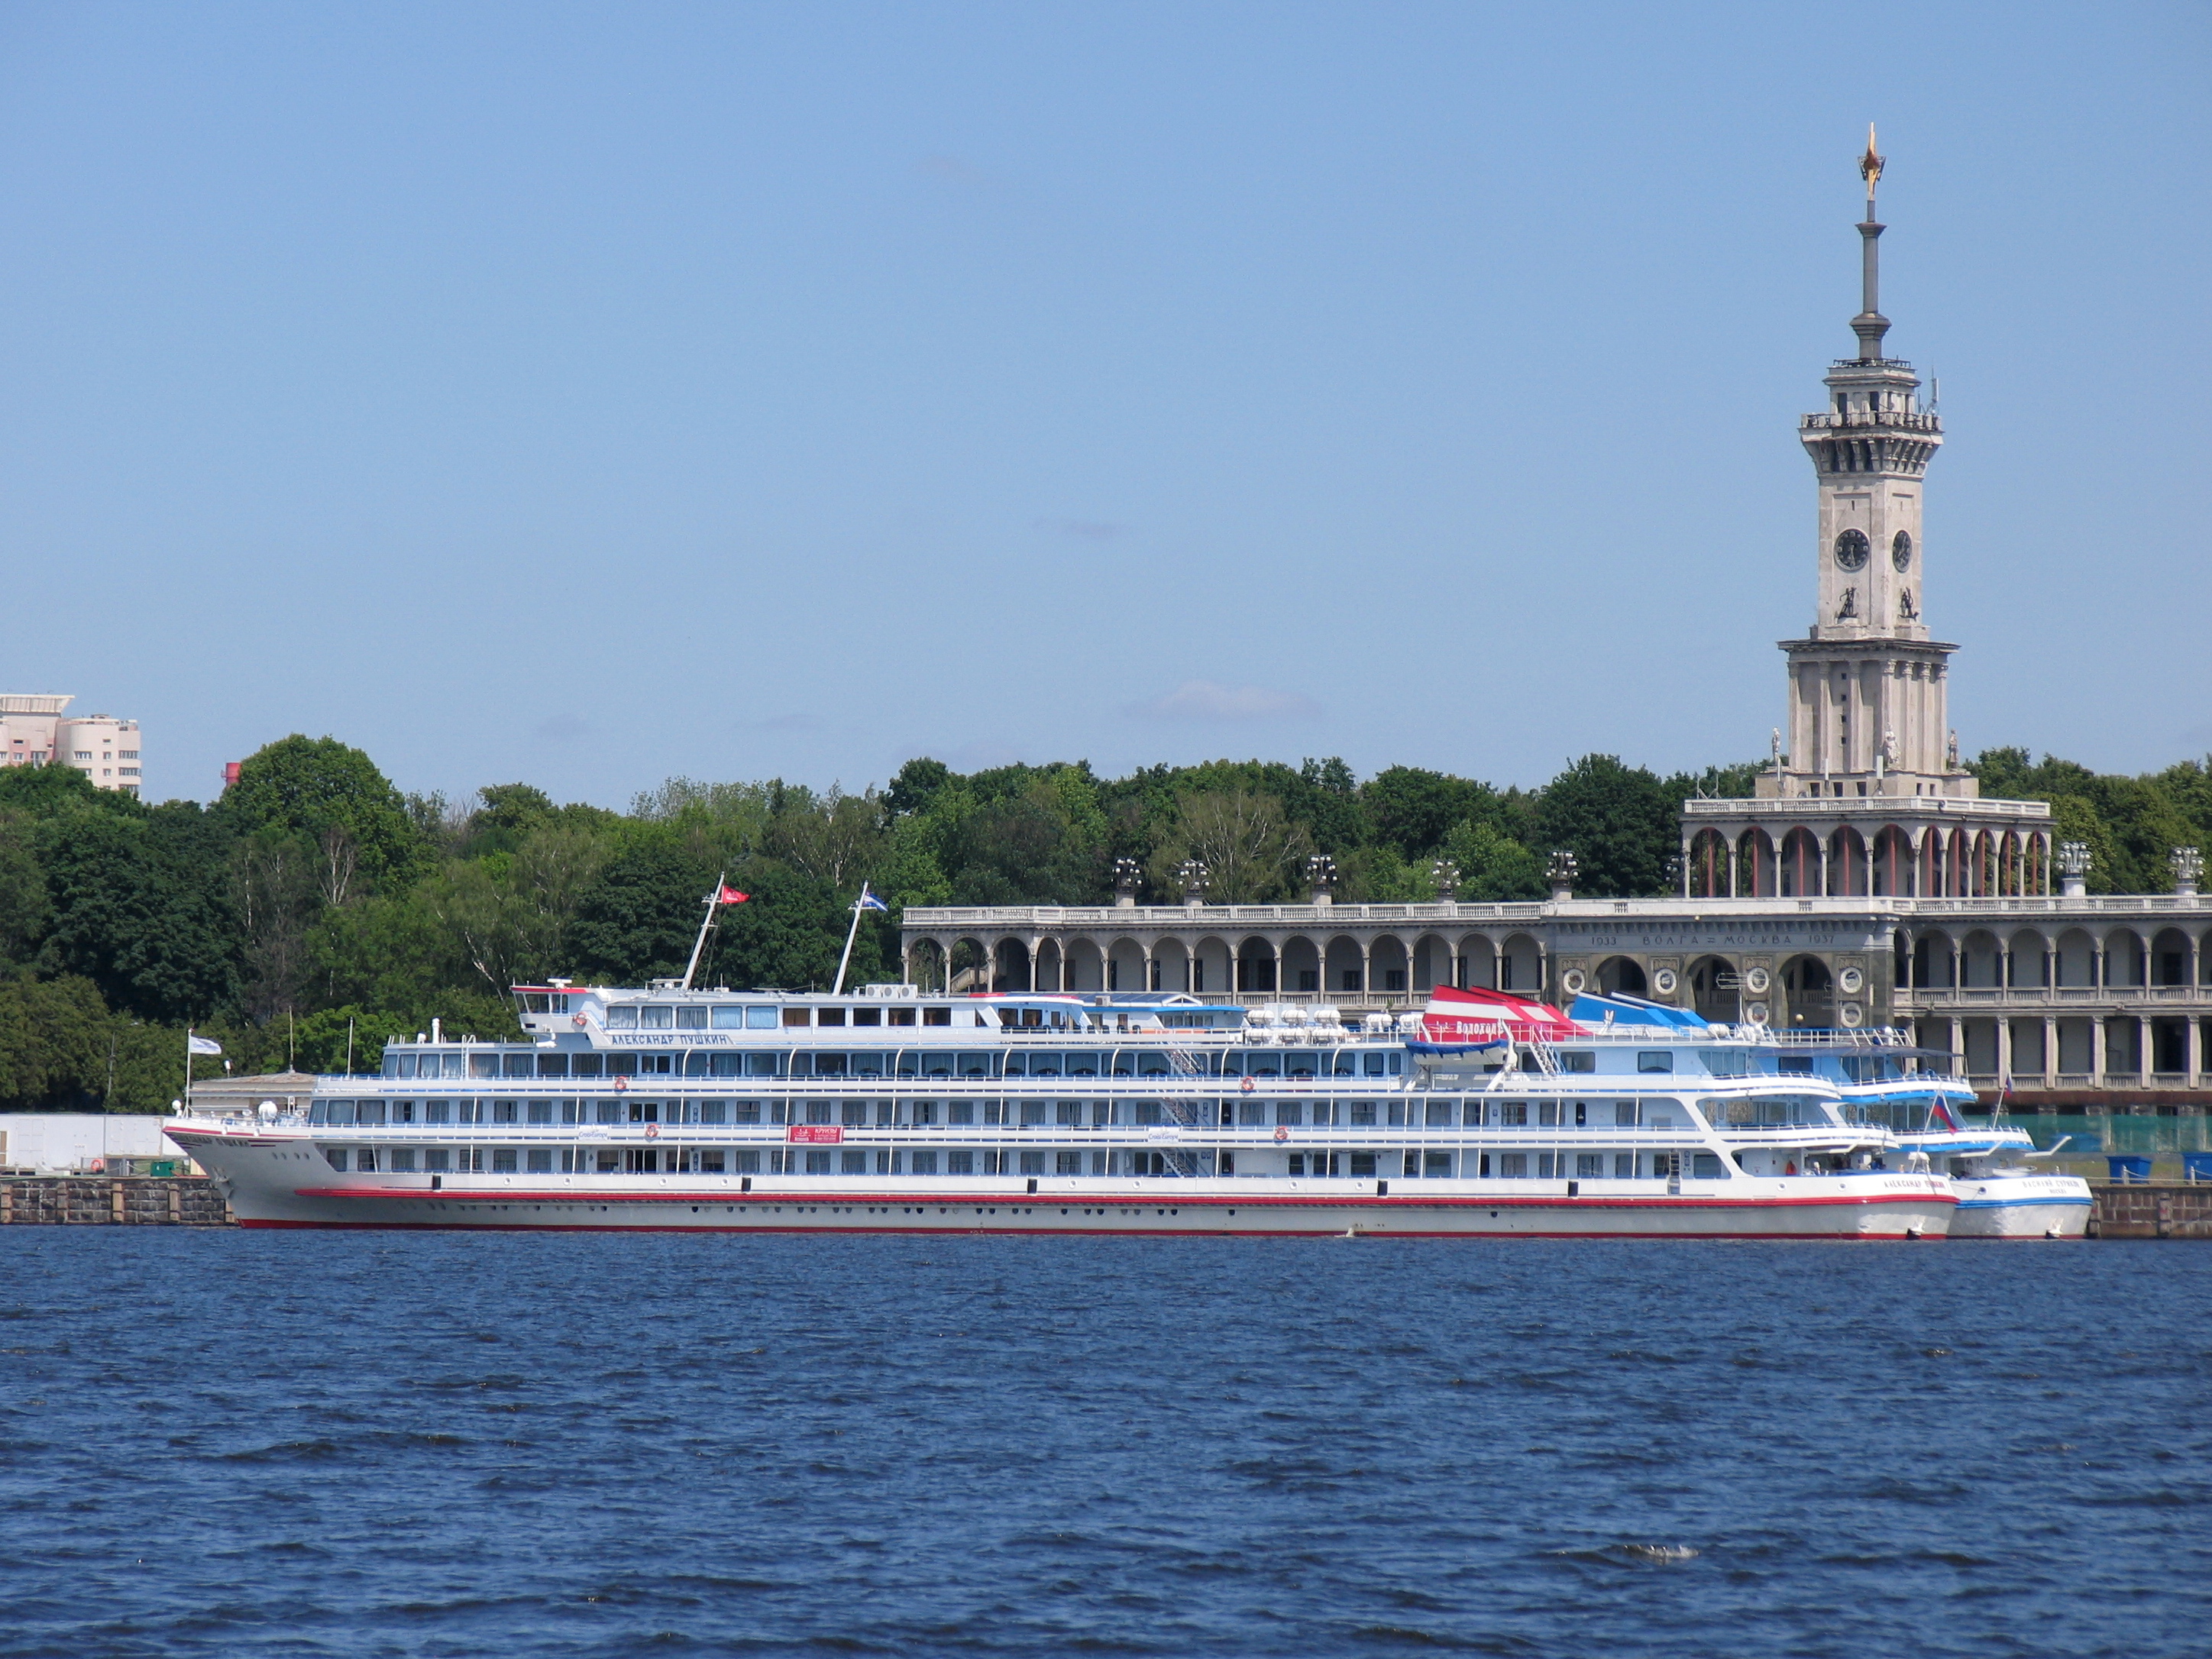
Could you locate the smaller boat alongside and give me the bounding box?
[1568,991,2092,1239]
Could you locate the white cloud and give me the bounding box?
[1125,680,1321,721]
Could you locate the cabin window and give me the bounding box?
[1019,1151,1046,1175]
[324,1147,348,1171]
[1693,1153,1725,1179]
[1363,1053,1388,1076]
[607,1007,638,1030]
[839,1101,866,1127]
[519,1148,549,1173]
[1558,1052,1595,1072]
[1238,1101,1265,1127]
[1638,1051,1674,1073]
[730,1150,760,1174]
[355,1149,378,1172]
[1498,1152,1528,1177]
[1537,1102,1561,1127]
[922,1007,951,1026]
[536,1054,568,1078]
[888,1008,915,1027]
[699,1101,726,1124]
[798,1150,828,1174]
[736,1007,771,1029]
[1423,1101,1452,1127]
[1056,1150,1082,1175]
[596,1101,623,1124]
[783,1008,810,1027]
[491,1101,517,1124]
[1350,1102,1376,1127]
[467,1053,499,1079]
[572,1055,603,1077]
[490,1148,516,1172]
[640,1007,674,1030]
[1424,1152,1451,1179]
[1615,1101,1641,1127]
[498,1054,529,1078]
[1054,1101,1082,1127]
[524,1101,551,1124]
[386,1148,414,1172]
[393,1054,416,1079]
[356,1101,386,1126]
[852,1007,881,1027]
[676,1007,707,1030]
[1778,1056,1814,1076]
[1340,1152,1371,1178]
[744,1053,779,1076]
[910,1150,939,1175]
[835,1150,862,1174]
[1019,1101,1047,1127]
[710,1006,744,1028]
[818,1008,846,1027]
[1576,1153,1604,1178]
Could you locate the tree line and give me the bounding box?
[1,736,2204,1111]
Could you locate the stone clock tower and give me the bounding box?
[1761,129,1976,801]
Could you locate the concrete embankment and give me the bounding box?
[0,1176,234,1226]
[2087,1183,2212,1239]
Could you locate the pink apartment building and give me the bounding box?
[0,694,142,794]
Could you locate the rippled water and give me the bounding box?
[3,1232,2208,1657]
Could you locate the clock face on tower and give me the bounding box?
[1834,529,1870,571]
[1892,530,1913,571]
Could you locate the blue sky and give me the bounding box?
[2,2,2204,807]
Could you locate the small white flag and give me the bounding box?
[188,1036,224,1056]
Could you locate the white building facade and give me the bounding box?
[0,694,144,794]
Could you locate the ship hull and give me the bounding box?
[1947,1176,2093,1239]
[176,1128,1952,1240]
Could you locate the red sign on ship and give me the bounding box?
[787,1125,843,1144]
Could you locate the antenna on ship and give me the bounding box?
[831,881,887,996]
[681,872,749,990]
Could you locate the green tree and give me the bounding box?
[1145,790,1312,904]
[1361,766,1486,859]
[564,840,717,983]
[37,802,241,1024]
[223,735,424,896]
[1533,755,1678,897]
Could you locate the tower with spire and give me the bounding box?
[1680,135,2052,907]
[1765,127,1968,800]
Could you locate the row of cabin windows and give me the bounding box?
[325,1144,1728,1181]
[311,1095,1700,1130]
[381,1048,1412,1081]
[603,1004,961,1030]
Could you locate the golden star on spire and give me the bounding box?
[1859,124,1884,195]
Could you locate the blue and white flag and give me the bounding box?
[857,890,890,913]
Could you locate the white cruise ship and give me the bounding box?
[166,982,1955,1238]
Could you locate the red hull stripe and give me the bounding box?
[241,1219,1932,1239]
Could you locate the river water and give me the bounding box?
[2,1231,2207,1657]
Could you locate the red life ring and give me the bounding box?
[1273,1125,1289,1143]
[613,1075,630,1092]
[645,1124,660,1140]
[1239,1075,1255,1094]
[571,1013,587,1028]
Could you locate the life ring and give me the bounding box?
[644,1123,660,1140]
[1651,968,1679,996]
[1839,1002,1864,1028]
[613,1075,630,1092]
[571,1013,588,1028]
[1273,1125,1289,1143]
[1743,966,1771,995]
[1560,969,1587,995]
[1239,1075,1255,1094]
[1838,965,1865,994]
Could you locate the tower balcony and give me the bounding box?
[1800,409,1942,435]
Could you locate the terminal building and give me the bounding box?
[901,144,2209,1110]
[0,694,143,794]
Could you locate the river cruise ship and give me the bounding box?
[1570,990,2090,1239]
[166,982,1954,1237]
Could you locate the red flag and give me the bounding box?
[716,885,749,905]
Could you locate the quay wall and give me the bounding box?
[0,1176,234,1227]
